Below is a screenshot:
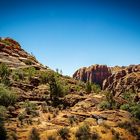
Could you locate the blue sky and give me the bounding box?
[0,0,140,76]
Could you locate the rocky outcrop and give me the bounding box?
[73,64,140,96]
[73,64,112,87]
[0,37,44,69]
[103,65,140,96]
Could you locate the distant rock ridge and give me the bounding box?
[73,64,112,87]
[103,64,140,95]
[73,64,140,95]
[0,37,45,69]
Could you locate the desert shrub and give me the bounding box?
[58,127,70,140]
[121,91,135,103]
[117,121,140,138]
[39,72,49,84]
[75,123,91,140]
[18,112,26,125]
[68,116,76,126]
[26,67,36,80]
[85,82,92,94]
[24,59,32,65]
[8,106,15,114]
[105,91,115,108]
[7,131,18,140]
[111,129,121,140]
[0,106,7,119]
[12,69,25,81]
[98,101,111,110]
[90,131,100,140]
[130,104,140,120]
[0,84,18,107]
[0,63,11,85]
[101,123,110,129]
[41,102,48,113]
[47,135,56,140]
[49,75,68,100]
[28,127,40,140]
[120,103,140,119]
[120,104,130,111]
[0,63,10,79]
[23,100,38,116]
[91,84,101,94]
[0,115,7,140]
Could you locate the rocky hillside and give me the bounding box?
[0,37,44,69]
[0,37,140,140]
[103,65,140,96]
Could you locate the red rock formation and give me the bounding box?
[102,65,140,96]
[0,37,44,69]
[73,64,112,87]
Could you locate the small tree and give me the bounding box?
[58,127,70,140]
[75,123,91,140]
[105,91,115,108]
[0,63,10,79]
[28,127,40,140]
[0,63,11,86]
[85,82,92,94]
[0,84,18,107]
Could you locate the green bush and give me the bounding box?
[99,101,111,110]
[23,100,38,116]
[49,74,68,100]
[0,63,11,86]
[105,91,115,108]
[0,63,10,79]
[91,84,101,94]
[85,82,92,94]
[39,72,49,84]
[7,131,18,140]
[117,121,140,138]
[26,67,36,80]
[58,127,70,140]
[122,91,135,103]
[75,123,91,140]
[18,112,26,125]
[0,84,18,107]
[68,115,76,126]
[130,104,140,120]
[0,106,7,119]
[12,69,25,81]
[120,104,130,111]
[28,127,40,140]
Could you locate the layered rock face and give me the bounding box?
[73,64,112,86]
[0,37,44,69]
[103,65,140,96]
[73,64,140,96]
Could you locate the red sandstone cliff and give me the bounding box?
[73,64,112,87]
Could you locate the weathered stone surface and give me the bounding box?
[103,64,140,95]
[73,64,111,86]
[0,37,45,69]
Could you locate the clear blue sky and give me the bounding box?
[0,0,140,76]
